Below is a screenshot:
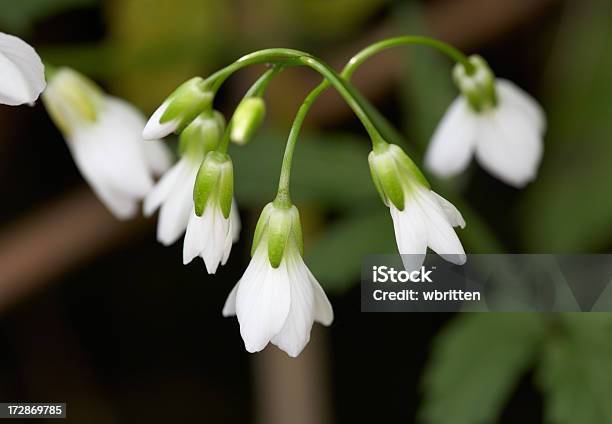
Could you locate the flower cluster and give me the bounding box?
[5,31,546,357]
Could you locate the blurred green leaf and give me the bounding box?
[232,131,378,209]
[307,208,395,292]
[520,0,612,251]
[420,314,545,424]
[0,0,96,34]
[537,315,612,424]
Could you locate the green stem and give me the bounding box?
[343,35,474,78]
[277,35,470,200]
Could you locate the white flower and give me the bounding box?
[425,56,545,188]
[222,202,333,357]
[183,151,239,273]
[0,32,45,105]
[144,155,200,245]
[42,68,172,219]
[183,200,240,273]
[369,143,466,266]
[390,185,466,266]
[143,77,213,140]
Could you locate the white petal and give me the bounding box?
[425,96,477,178]
[430,192,465,229]
[143,158,190,217]
[144,139,173,176]
[183,210,206,265]
[222,282,239,317]
[414,188,466,265]
[475,101,543,187]
[496,79,546,134]
[307,267,334,326]
[271,252,315,357]
[156,162,198,245]
[143,101,178,139]
[0,32,45,105]
[235,246,291,353]
[390,202,427,256]
[200,204,229,274]
[67,135,138,219]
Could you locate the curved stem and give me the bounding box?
[278,36,469,199]
[343,35,473,78]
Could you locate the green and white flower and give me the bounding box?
[223,201,333,357]
[43,67,171,219]
[144,111,224,245]
[0,32,45,105]
[425,55,545,187]
[369,143,466,266]
[142,77,213,140]
[184,151,240,273]
[230,96,265,145]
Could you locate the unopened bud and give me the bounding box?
[230,97,265,145]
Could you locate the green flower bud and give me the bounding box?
[179,110,225,159]
[42,67,104,135]
[230,97,266,145]
[453,55,497,112]
[144,77,214,139]
[368,144,429,211]
[193,151,233,218]
[251,202,303,268]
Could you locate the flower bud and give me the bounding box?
[230,97,265,145]
[453,55,497,112]
[179,110,225,159]
[143,77,213,139]
[193,151,233,218]
[251,202,303,268]
[42,67,104,135]
[368,144,429,211]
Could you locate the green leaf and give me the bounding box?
[232,131,378,208]
[419,314,545,424]
[520,0,612,251]
[306,208,396,292]
[536,315,612,424]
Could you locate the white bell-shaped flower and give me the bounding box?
[144,111,225,245]
[223,201,333,357]
[425,55,545,188]
[42,67,172,219]
[369,143,466,266]
[183,151,240,273]
[0,32,45,105]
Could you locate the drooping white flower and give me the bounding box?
[183,151,240,273]
[42,67,172,219]
[425,55,545,188]
[0,32,46,105]
[369,143,466,266]
[142,77,213,140]
[223,202,334,357]
[144,111,225,245]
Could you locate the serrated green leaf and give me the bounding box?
[419,314,545,424]
[536,315,612,424]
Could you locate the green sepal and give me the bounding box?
[192,151,232,216]
[160,77,214,132]
[267,207,294,268]
[230,97,266,145]
[218,160,234,219]
[389,144,430,189]
[369,146,405,211]
[368,151,390,205]
[453,55,497,112]
[291,207,304,256]
[251,203,274,257]
[179,110,224,159]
